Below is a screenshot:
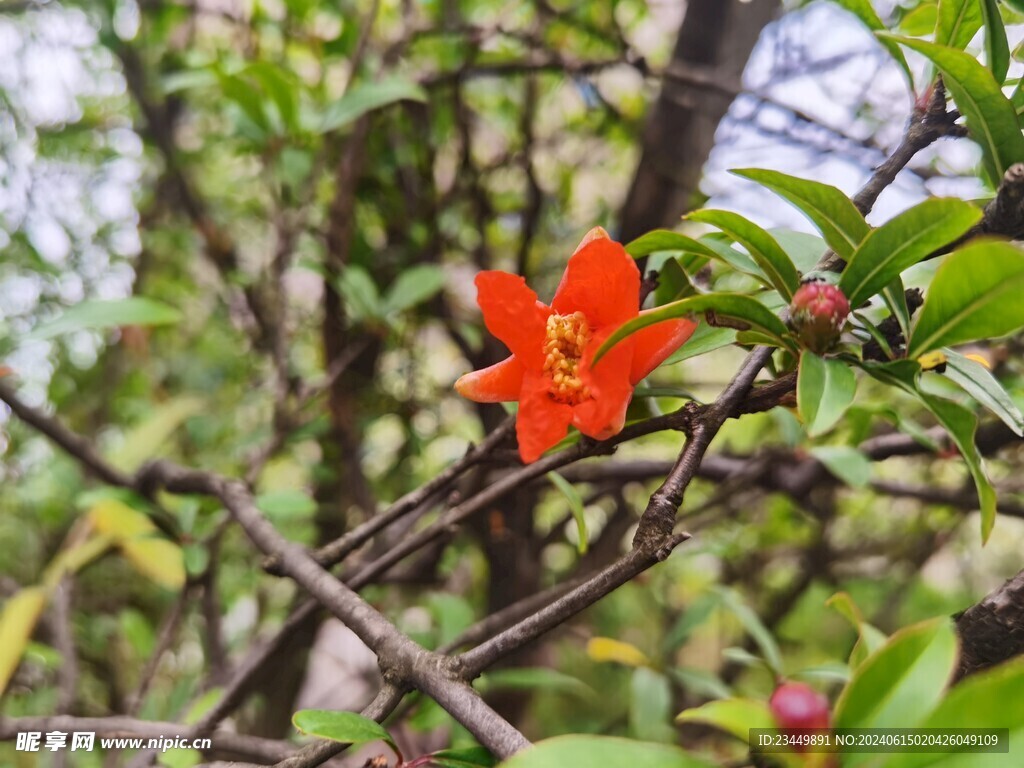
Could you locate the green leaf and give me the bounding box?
[255,490,318,519]
[477,668,593,699]
[669,667,732,700]
[498,735,717,768]
[883,657,1024,768]
[547,472,587,554]
[980,0,1009,85]
[384,264,446,314]
[337,265,383,322]
[292,709,398,756]
[630,668,676,743]
[429,746,498,768]
[839,198,982,308]
[809,446,872,488]
[882,36,1024,183]
[942,349,1024,435]
[320,76,427,133]
[244,61,301,133]
[832,0,914,84]
[732,168,869,259]
[835,618,957,730]
[797,352,858,437]
[664,323,736,364]
[920,393,998,541]
[676,698,776,741]
[108,396,205,472]
[935,0,983,50]
[715,586,783,675]
[907,241,1024,357]
[769,228,828,273]
[89,499,185,590]
[27,297,182,341]
[686,210,801,299]
[900,3,938,36]
[625,229,763,278]
[826,591,888,669]
[0,587,48,695]
[593,293,792,365]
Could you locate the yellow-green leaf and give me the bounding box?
[0,587,48,694]
[586,637,650,668]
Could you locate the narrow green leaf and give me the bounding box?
[881,277,912,343]
[625,229,763,279]
[498,735,717,768]
[908,241,1024,357]
[108,396,204,473]
[430,746,498,768]
[920,392,998,541]
[731,169,870,259]
[835,618,958,730]
[478,668,593,698]
[900,3,938,36]
[27,297,182,341]
[980,0,1009,85]
[630,668,676,743]
[833,0,914,85]
[292,710,397,755]
[337,265,383,322]
[320,77,427,133]
[839,198,982,307]
[676,698,775,741]
[809,446,872,488]
[593,293,792,365]
[882,36,1024,183]
[715,586,783,675]
[935,0,983,50]
[664,324,736,364]
[942,349,1024,435]
[546,472,588,554]
[797,352,858,437]
[384,264,446,314]
[687,209,801,299]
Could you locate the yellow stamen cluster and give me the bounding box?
[543,311,592,404]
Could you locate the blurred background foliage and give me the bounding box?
[1,0,1024,765]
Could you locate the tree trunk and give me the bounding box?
[619,0,780,242]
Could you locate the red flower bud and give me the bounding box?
[789,281,850,353]
[770,681,831,733]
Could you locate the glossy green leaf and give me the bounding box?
[908,241,1024,357]
[797,352,857,437]
[292,709,397,755]
[900,3,938,36]
[477,668,593,699]
[883,657,1024,768]
[920,392,998,541]
[676,698,776,741]
[935,0,983,50]
[498,735,716,768]
[942,349,1024,436]
[27,297,182,341]
[0,587,48,695]
[732,169,869,259]
[882,36,1024,182]
[809,446,872,488]
[835,618,957,730]
[833,0,914,84]
[980,0,1009,85]
[664,324,736,364]
[108,396,204,472]
[839,198,982,308]
[547,472,587,554]
[320,76,427,133]
[384,264,446,314]
[593,293,792,365]
[625,230,717,258]
[687,209,800,299]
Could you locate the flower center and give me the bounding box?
[542,311,592,404]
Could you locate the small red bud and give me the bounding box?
[770,681,831,733]
[789,281,850,354]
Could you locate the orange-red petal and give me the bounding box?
[455,356,525,403]
[475,271,550,367]
[629,314,699,385]
[551,234,640,330]
[573,326,634,441]
[516,371,573,463]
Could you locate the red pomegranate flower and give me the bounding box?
[456,227,697,463]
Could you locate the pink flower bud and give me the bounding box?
[789,281,850,353]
